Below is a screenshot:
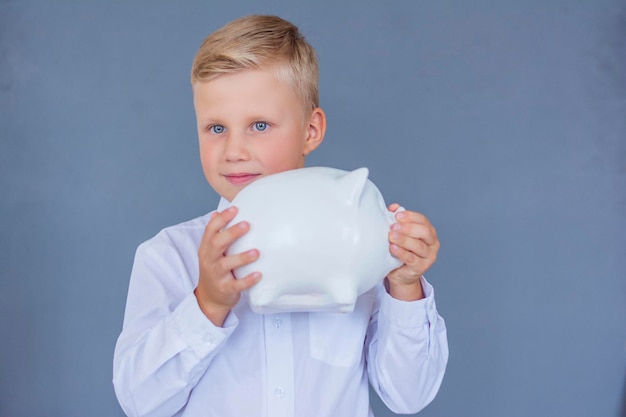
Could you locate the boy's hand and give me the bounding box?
[195,206,261,326]
[386,203,440,301]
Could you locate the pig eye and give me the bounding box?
[253,122,268,132]
[208,124,225,134]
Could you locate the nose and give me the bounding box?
[223,131,250,162]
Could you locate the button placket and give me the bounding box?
[264,313,294,416]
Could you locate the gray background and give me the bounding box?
[1,1,625,416]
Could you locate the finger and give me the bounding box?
[213,206,241,229]
[231,272,262,293]
[209,220,252,253]
[200,208,236,252]
[394,209,429,225]
[390,243,435,276]
[391,222,438,246]
[389,243,423,267]
[218,248,260,273]
[388,203,401,212]
[389,232,430,258]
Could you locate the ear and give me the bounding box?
[302,107,326,156]
[339,167,369,206]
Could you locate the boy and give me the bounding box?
[113,15,448,417]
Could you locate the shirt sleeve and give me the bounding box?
[113,234,237,417]
[365,276,449,414]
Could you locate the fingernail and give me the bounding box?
[227,206,236,213]
[396,212,405,220]
[392,223,401,231]
[238,222,248,229]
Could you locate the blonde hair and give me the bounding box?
[191,15,319,112]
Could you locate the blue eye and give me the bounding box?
[209,125,225,134]
[253,122,268,132]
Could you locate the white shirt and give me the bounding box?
[113,199,448,417]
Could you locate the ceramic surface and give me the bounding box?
[227,167,402,314]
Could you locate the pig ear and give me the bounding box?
[339,167,369,205]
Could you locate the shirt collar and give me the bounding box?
[217,197,232,212]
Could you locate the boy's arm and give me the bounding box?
[366,278,448,414]
[113,207,260,417]
[113,240,232,417]
[365,205,448,413]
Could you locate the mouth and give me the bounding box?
[223,173,262,185]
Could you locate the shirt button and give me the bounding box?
[273,317,283,329]
[274,387,285,398]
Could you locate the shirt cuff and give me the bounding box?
[170,292,238,359]
[380,276,439,329]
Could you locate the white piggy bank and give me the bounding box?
[226,167,402,314]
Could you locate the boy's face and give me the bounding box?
[193,67,325,201]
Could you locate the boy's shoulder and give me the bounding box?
[164,212,213,232]
[139,210,215,253]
